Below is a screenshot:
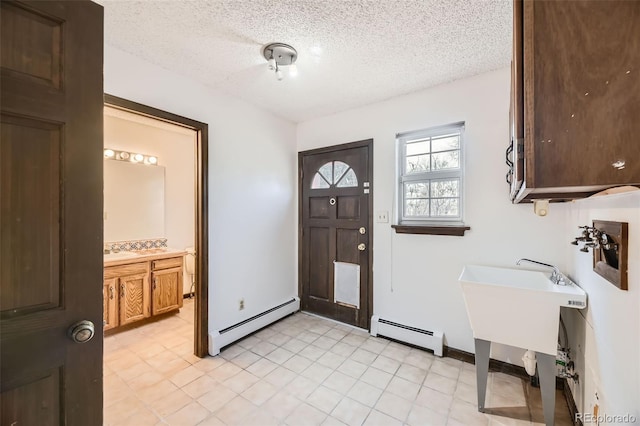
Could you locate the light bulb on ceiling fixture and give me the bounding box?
[267,56,275,70]
[275,65,283,81]
[289,59,298,77]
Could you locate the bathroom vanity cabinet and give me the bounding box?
[508,0,640,203]
[103,262,151,331]
[103,251,184,331]
[103,277,119,331]
[151,257,184,315]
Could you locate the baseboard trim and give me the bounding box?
[444,345,565,390]
[563,378,582,426]
[444,345,530,379]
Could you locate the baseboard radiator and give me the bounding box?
[370,315,444,357]
[209,297,300,356]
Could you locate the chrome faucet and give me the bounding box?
[516,258,566,285]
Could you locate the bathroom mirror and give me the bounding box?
[104,160,165,242]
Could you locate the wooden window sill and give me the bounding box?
[391,225,471,236]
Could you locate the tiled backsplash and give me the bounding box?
[105,238,168,252]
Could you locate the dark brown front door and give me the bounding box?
[1,1,104,424]
[299,140,373,329]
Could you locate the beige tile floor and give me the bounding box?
[104,299,572,426]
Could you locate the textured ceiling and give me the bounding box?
[100,0,512,123]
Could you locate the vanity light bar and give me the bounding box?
[104,148,158,165]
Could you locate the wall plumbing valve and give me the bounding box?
[571,225,618,253]
[558,360,579,383]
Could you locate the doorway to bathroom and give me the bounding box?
[103,95,209,357]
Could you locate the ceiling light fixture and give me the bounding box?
[262,43,298,81]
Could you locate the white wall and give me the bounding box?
[104,110,195,251]
[297,68,569,364]
[104,46,298,337]
[563,191,640,420]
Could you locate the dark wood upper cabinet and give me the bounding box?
[509,0,640,203]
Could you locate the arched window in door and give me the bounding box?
[311,161,358,189]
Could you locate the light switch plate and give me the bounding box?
[376,211,389,223]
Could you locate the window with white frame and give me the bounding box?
[397,122,465,225]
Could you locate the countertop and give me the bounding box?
[104,248,187,267]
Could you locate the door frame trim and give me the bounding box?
[298,139,374,329]
[104,94,209,357]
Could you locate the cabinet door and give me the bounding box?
[528,1,640,189]
[152,267,182,315]
[103,277,119,331]
[509,0,525,200]
[119,272,151,326]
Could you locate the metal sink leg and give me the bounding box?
[474,338,491,412]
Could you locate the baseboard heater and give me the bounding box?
[370,315,444,357]
[209,297,300,356]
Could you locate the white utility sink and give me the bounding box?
[459,265,586,355]
[103,251,139,261]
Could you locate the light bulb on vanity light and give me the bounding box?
[105,148,159,165]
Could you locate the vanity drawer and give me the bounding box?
[104,262,148,279]
[152,256,183,271]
